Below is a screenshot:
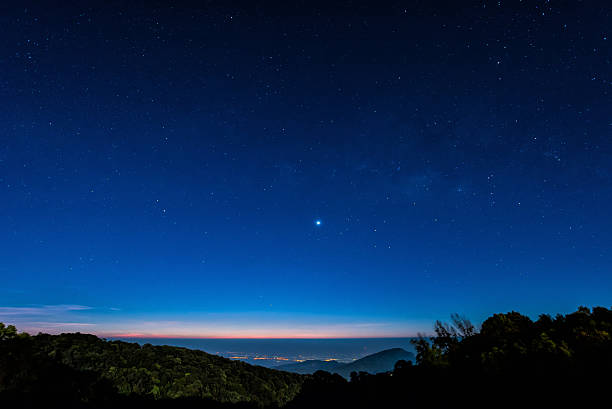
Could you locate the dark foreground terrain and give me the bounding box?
[2,306,611,408]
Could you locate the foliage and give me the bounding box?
[289,306,612,408]
[0,330,302,407]
[2,306,612,408]
[0,322,18,341]
[411,313,475,368]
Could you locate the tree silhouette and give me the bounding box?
[0,323,18,341]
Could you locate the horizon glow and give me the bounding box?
[0,305,426,338]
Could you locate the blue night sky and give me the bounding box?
[1,1,611,337]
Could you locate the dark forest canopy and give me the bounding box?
[0,324,302,408]
[1,306,612,408]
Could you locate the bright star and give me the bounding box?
[315,220,322,226]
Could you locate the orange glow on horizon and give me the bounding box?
[102,332,412,339]
[85,321,420,339]
[12,314,422,339]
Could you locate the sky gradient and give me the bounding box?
[1,1,611,337]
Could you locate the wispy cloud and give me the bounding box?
[0,304,95,335]
[28,322,97,327]
[0,305,92,316]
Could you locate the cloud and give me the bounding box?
[0,305,92,316]
[28,322,96,327]
[0,304,95,335]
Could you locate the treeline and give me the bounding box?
[2,306,612,408]
[0,323,301,408]
[289,306,612,408]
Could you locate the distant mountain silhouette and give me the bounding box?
[276,348,414,378]
[275,359,344,374]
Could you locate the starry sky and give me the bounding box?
[1,1,611,337]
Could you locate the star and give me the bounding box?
[315,220,322,226]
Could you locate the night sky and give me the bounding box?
[1,1,611,337]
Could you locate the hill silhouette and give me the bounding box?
[2,306,612,408]
[0,328,301,407]
[276,359,343,374]
[276,347,414,378]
